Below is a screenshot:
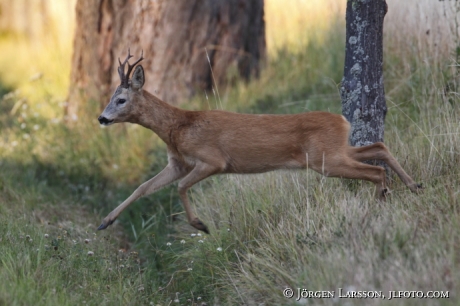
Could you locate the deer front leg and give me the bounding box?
[98,162,189,230]
[178,162,221,234]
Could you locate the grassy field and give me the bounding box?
[0,0,459,305]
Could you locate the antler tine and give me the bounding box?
[125,49,144,80]
[118,49,134,87]
[117,49,143,88]
[117,59,125,83]
[118,49,133,70]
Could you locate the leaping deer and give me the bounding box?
[97,50,422,234]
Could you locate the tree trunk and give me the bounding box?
[66,0,265,119]
[340,0,388,147]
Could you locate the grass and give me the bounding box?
[0,0,459,305]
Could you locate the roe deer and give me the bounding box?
[97,50,422,234]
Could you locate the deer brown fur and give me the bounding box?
[97,51,422,233]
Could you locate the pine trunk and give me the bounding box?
[340,0,388,147]
[66,0,265,119]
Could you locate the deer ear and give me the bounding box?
[131,65,145,90]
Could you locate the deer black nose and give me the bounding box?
[98,116,111,125]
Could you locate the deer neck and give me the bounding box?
[132,90,186,144]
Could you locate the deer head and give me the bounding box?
[98,50,145,125]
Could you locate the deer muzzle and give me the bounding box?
[98,116,114,125]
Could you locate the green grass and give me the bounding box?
[0,0,460,304]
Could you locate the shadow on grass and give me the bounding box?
[0,156,182,241]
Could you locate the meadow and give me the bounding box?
[0,0,459,305]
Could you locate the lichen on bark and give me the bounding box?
[341,0,388,148]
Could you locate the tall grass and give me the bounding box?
[0,0,459,304]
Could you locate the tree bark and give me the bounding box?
[340,0,388,147]
[66,0,265,119]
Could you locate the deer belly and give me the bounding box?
[224,147,306,174]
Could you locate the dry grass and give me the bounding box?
[385,0,458,61]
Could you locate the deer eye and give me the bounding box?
[117,99,126,105]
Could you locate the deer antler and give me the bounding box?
[117,49,144,88]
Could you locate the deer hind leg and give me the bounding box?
[178,161,222,234]
[348,142,422,193]
[319,158,388,200]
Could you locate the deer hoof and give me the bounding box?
[410,183,424,194]
[375,187,389,201]
[415,184,424,194]
[377,188,389,201]
[382,188,389,197]
[190,218,210,234]
[97,218,115,230]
